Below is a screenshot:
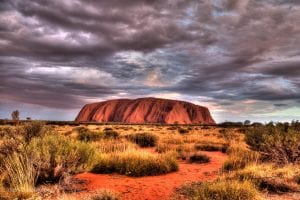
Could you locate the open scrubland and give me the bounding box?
[0,121,299,199]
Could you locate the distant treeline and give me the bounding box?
[1,119,299,128]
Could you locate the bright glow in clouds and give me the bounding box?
[26,67,117,85]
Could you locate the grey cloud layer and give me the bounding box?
[0,0,300,119]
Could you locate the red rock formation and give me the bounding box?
[75,97,215,124]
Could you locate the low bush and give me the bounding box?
[178,128,189,134]
[103,130,119,139]
[77,127,103,142]
[177,179,260,200]
[22,121,46,143]
[91,150,178,177]
[27,135,96,183]
[103,127,113,131]
[189,153,210,164]
[245,126,300,164]
[87,189,119,200]
[126,132,158,147]
[194,144,221,151]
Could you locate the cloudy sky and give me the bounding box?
[0,0,300,123]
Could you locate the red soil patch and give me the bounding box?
[74,151,227,200]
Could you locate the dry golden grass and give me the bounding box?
[0,123,299,200]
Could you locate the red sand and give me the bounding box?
[74,151,227,200]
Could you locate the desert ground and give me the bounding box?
[0,122,299,200]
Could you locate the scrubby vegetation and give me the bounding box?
[222,144,260,171]
[3,153,38,196]
[92,150,178,177]
[234,164,300,193]
[177,179,260,200]
[87,189,119,200]
[27,134,96,183]
[245,124,300,164]
[126,132,158,147]
[0,120,299,199]
[77,127,103,142]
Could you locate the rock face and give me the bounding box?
[75,97,216,124]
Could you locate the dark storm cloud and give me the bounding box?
[0,0,300,120]
[274,103,289,107]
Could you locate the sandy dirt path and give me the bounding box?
[74,151,227,200]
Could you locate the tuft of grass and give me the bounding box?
[126,132,158,147]
[177,179,260,200]
[3,153,38,196]
[222,144,260,171]
[94,139,137,153]
[91,150,178,177]
[87,189,119,200]
[189,153,210,164]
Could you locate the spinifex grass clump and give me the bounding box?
[3,153,38,197]
[126,132,158,147]
[178,179,260,200]
[94,139,137,153]
[91,150,178,177]
[235,164,300,193]
[222,144,260,171]
[27,134,96,183]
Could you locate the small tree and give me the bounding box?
[244,120,251,126]
[11,110,20,126]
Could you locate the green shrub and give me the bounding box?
[245,126,300,164]
[77,127,102,142]
[22,121,46,143]
[91,150,178,177]
[189,153,210,164]
[103,130,119,139]
[87,189,119,200]
[177,179,260,200]
[27,135,96,183]
[126,132,158,147]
